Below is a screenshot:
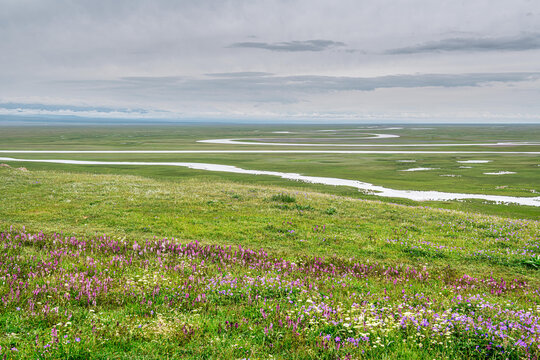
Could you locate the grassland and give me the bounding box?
[1,165,540,359]
[0,124,539,218]
[0,124,539,358]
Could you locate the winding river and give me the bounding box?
[197,138,540,147]
[0,150,538,154]
[1,156,539,207]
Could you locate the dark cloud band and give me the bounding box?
[387,33,540,54]
[46,72,540,105]
[229,40,346,52]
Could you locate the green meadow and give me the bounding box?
[0,124,539,359]
[1,124,539,218]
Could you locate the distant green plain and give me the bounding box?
[0,124,538,218]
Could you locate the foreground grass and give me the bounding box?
[1,229,539,359]
[1,167,539,279]
[0,167,539,358]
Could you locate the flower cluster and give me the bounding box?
[0,227,539,358]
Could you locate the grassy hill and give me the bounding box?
[1,166,539,359]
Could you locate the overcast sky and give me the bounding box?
[1,0,540,123]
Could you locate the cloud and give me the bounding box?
[387,33,540,54]
[0,102,147,113]
[229,39,346,52]
[204,72,273,78]
[0,105,164,120]
[1,1,540,122]
[4,71,540,122]
[125,71,540,93]
[42,71,540,106]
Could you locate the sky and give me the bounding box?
[1,0,540,123]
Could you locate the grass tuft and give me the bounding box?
[270,193,296,203]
